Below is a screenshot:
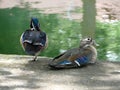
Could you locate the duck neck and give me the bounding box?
[31,27,42,32]
[37,28,42,32]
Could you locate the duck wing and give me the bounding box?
[21,29,47,47]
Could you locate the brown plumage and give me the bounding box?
[49,37,97,69]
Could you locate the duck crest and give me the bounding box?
[20,18,47,61]
[30,17,40,31]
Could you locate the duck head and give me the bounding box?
[30,17,40,31]
[79,37,98,48]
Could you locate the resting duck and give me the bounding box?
[49,37,97,69]
[20,17,47,61]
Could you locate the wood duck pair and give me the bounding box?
[49,38,97,69]
[20,17,47,61]
[20,18,97,69]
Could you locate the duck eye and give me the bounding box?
[88,38,90,41]
[87,38,92,42]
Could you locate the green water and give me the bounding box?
[0,7,120,61]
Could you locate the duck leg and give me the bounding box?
[32,55,37,61]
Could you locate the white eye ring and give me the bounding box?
[87,38,92,41]
[84,38,91,41]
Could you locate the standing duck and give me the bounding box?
[49,37,97,69]
[20,17,47,61]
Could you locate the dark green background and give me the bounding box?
[0,7,120,61]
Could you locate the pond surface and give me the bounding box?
[0,7,120,61]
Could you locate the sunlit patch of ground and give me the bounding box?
[0,0,20,8]
[1,0,120,21]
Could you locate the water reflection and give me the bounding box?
[0,7,120,61]
[106,51,118,61]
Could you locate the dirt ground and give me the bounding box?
[0,0,120,21]
[0,1,120,89]
[0,54,120,90]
